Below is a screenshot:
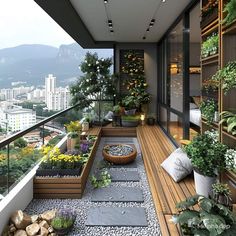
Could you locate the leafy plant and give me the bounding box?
[90,170,111,188]
[13,138,27,148]
[122,95,140,110]
[65,120,81,138]
[213,183,231,195]
[51,209,76,230]
[220,111,236,135]
[223,0,236,26]
[70,52,117,109]
[200,99,218,125]
[211,61,236,95]
[201,33,219,58]
[172,195,236,236]
[113,105,121,114]
[121,115,140,121]
[184,130,228,177]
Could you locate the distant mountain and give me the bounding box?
[0,43,113,88]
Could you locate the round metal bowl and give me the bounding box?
[102,144,137,164]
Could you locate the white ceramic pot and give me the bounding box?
[194,170,217,197]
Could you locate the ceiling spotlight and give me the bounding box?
[146,28,150,32]
[143,36,146,40]
[110,29,114,33]
[104,0,108,4]
[151,19,155,24]
[162,0,166,2]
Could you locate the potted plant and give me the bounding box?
[212,182,233,210]
[223,0,236,27]
[220,111,236,135]
[201,33,219,58]
[51,209,76,235]
[147,114,156,126]
[199,99,218,125]
[172,195,236,236]
[201,0,218,28]
[65,120,82,150]
[122,95,140,115]
[184,130,228,197]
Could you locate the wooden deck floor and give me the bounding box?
[137,125,195,236]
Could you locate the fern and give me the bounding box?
[223,0,236,26]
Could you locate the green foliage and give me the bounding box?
[212,183,231,195]
[200,99,218,125]
[47,135,64,147]
[201,33,219,58]
[184,131,228,177]
[51,209,76,230]
[113,105,121,114]
[201,0,218,18]
[121,115,140,121]
[220,111,236,135]
[211,61,236,95]
[90,170,111,188]
[121,51,150,110]
[14,138,27,148]
[70,52,117,110]
[223,0,236,26]
[173,195,236,236]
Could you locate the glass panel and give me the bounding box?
[168,20,183,112]
[160,106,168,131]
[0,145,8,199]
[169,112,183,145]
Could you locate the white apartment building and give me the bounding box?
[45,74,70,111]
[0,106,36,132]
[0,86,33,101]
[27,88,45,102]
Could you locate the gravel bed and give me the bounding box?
[25,137,161,236]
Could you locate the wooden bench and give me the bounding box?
[137,125,196,236]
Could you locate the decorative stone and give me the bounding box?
[40,210,56,222]
[11,210,31,229]
[91,187,144,202]
[31,215,39,223]
[48,226,54,233]
[14,230,27,236]
[9,224,17,233]
[86,207,148,227]
[107,169,140,182]
[38,227,48,236]
[39,220,49,229]
[26,223,40,236]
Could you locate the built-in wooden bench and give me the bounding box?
[137,125,196,236]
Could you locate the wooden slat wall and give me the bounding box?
[137,125,196,236]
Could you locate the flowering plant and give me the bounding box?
[65,120,81,138]
[225,149,236,171]
[51,208,76,230]
[40,146,81,169]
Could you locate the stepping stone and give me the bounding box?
[86,207,148,227]
[110,161,137,169]
[108,169,140,182]
[91,187,144,202]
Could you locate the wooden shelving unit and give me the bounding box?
[201,0,236,201]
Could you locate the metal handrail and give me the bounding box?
[0,99,114,148]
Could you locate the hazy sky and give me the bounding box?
[0,0,75,49]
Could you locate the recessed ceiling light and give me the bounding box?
[143,36,146,40]
[146,28,150,32]
[162,0,166,2]
[104,0,108,4]
[151,19,155,24]
[110,29,114,33]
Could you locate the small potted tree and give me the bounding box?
[184,130,228,197]
[65,120,82,151]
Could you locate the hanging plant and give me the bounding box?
[223,0,236,26]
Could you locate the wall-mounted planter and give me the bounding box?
[201,7,218,29]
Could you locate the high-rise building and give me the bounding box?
[45,74,56,105]
[45,74,70,111]
[0,106,36,132]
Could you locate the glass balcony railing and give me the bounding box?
[0,99,114,201]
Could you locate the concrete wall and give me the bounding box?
[115,43,157,115]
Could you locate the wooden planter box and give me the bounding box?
[33,133,101,199]
[200,7,218,29]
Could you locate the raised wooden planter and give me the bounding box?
[33,132,101,199]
